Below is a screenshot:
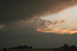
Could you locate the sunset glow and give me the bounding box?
[28,6,77,34]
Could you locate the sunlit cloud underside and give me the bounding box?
[27,6,77,34]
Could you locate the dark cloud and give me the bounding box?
[0,26,77,49]
[0,0,77,26]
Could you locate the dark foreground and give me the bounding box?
[0,49,54,51]
[1,44,77,51]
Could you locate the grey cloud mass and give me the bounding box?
[25,17,65,30]
[0,26,77,49]
[0,0,77,26]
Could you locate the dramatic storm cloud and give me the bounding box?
[0,0,77,26]
[0,0,77,49]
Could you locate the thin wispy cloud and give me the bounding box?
[37,27,77,34]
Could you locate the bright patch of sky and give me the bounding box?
[41,6,77,29]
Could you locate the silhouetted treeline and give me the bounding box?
[1,45,33,51]
[9,45,33,49]
[1,44,77,51]
[54,44,77,51]
[1,48,7,51]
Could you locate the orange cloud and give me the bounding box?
[37,27,77,34]
[25,17,77,34]
[21,17,77,34]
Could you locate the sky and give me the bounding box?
[38,6,77,34]
[0,0,77,49]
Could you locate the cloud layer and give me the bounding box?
[37,27,77,34]
[25,17,77,34]
[26,17,65,29]
[0,0,77,25]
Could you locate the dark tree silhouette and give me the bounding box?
[9,45,32,49]
[29,46,33,48]
[17,45,23,49]
[24,45,28,49]
[58,47,63,51]
[62,44,69,51]
[2,48,7,51]
[54,44,77,51]
[70,45,77,51]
